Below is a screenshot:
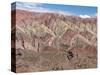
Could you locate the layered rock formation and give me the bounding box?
[11,9,97,72]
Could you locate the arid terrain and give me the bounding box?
[11,9,97,72]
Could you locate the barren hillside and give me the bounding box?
[11,9,97,72]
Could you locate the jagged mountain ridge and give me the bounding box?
[12,9,97,52]
[11,8,97,72]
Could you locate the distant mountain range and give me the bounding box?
[12,9,97,52]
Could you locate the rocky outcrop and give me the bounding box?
[11,9,97,72]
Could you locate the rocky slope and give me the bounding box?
[11,9,97,72]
